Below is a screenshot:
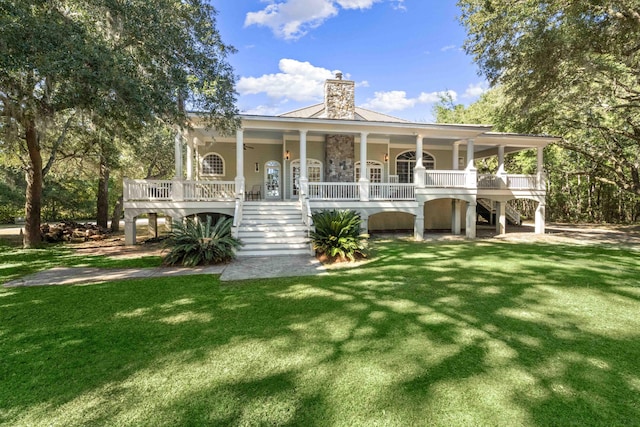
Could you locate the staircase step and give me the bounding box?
[237,248,312,257]
[239,236,308,244]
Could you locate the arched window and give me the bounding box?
[355,161,383,183]
[396,151,435,183]
[201,153,224,176]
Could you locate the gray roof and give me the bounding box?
[279,103,409,123]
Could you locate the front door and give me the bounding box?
[265,161,281,199]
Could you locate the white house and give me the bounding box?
[123,74,558,255]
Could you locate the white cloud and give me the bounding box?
[462,82,488,99]
[241,104,286,116]
[237,59,338,102]
[362,90,457,112]
[245,0,398,40]
[440,45,457,52]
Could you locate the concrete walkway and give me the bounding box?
[3,255,328,288]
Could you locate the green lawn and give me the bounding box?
[1,240,639,426]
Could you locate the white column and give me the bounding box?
[359,132,369,201]
[414,201,425,241]
[174,131,183,179]
[451,199,461,235]
[414,134,425,188]
[466,138,475,170]
[235,129,245,198]
[452,142,460,170]
[537,146,545,190]
[497,145,505,174]
[496,201,506,234]
[186,141,193,180]
[465,201,477,238]
[535,202,546,234]
[148,213,158,238]
[465,138,476,188]
[299,130,308,200]
[124,217,136,245]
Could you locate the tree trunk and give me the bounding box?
[24,118,43,248]
[96,155,110,228]
[110,195,123,232]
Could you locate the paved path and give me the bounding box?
[3,255,328,288]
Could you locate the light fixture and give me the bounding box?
[384,153,389,163]
[255,162,259,172]
[285,150,290,160]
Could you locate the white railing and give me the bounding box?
[369,183,415,200]
[184,180,236,200]
[308,182,360,200]
[124,179,173,201]
[424,170,467,188]
[506,174,542,190]
[477,174,504,189]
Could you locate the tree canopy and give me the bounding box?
[458,0,640,197]
[1,0,239,246]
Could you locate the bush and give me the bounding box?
[309,209,368,262]
[163,216,242,266]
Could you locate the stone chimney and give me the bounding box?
[324,72,355,120]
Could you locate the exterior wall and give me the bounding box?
[369,211,414,231]
[197,142,237,180]
[424,199,456,229]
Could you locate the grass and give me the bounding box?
[1,240,639,426]
[0,243,162,285]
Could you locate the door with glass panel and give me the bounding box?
[264,161,281,199]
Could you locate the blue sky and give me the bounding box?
[213,0,487,122]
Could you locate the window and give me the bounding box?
[396,151,435,183]
[355,161,383,183]
[201,153,224,176]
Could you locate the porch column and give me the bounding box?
[235,129,245,198]
[359,132,369,202]
[537,146,545,190]
[465,138,476,188]
[535,201,546,234]
[414,200,425,241]
[299,129,308,200]
[496,201,506,234]
[497,145,506,188]
[452,142,460,170]
[451,199,461,235]
[465,200,477,238]
[174,131,183,179]
[414,134,425,188]
[124,217,136,245]
[186,140,194,180]
[148,213,158,238]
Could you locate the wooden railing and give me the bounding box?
[369,183,415,200]
[477,174,544,190]
[183,181,235,200]
[124,179,173,201]
[424,170,467,188]
[308,183,359,200]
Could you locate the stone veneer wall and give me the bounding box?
[324,78,355,120]
[325,134,355,182]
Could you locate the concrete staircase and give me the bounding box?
[236,201,312,256]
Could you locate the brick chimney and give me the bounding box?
[324,72,355,120]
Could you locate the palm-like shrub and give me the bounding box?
[163,216,242,266]
[309,209,368,262]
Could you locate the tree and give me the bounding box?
[458,1,640,198]
[1,0,238,247]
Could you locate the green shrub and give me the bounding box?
[309,209,368,262]
[163,216,242,266]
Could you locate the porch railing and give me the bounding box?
[369,183,415,200]
[124,179,173,201]
[477,174,545,190]
[308,182,359,200]
[424,170,467,188]
[183,181,236,200]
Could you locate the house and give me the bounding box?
[123,74,558,255]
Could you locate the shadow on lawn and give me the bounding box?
[1,240,639,425]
